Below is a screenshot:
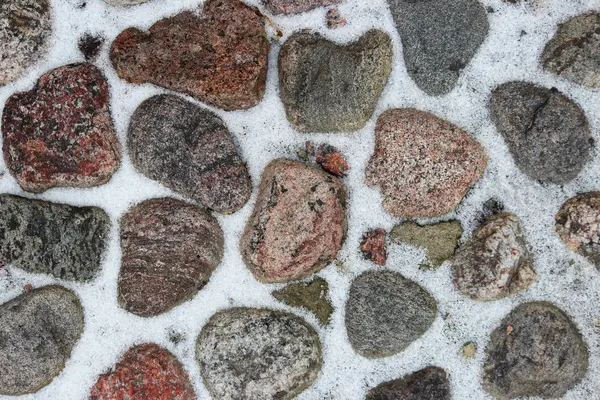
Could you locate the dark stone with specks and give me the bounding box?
[366,366,451,400]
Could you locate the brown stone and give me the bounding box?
[360,229,387,266]
[366,366,451,400]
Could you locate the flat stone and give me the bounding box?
[2,63,121,192]
[272,277,333,324]
[240,159,347,283]
[388,0,489,95]
[279,30,392,132]
[104,0,150,6]
[489,81,593,184]
[90,343,196,400]
[365,109,487,218]
[128,94,252,214]
[110,0,269,111]
[262,0,340,15]
[0,194,110,282]
[196,307,322,400]
[541,12,600,88]
[0,286,84,395]
[556,192,600,269]
[118,197,224,317]
[359,228,387,266]
[483,302,589,399]
[366,366,451,400]
[345,270,437,358]
[390,220,462,269]
[0,0,52,85]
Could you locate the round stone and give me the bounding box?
[366,366,451,400]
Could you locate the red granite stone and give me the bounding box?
[360,228,387,266]
[315,143,349,177]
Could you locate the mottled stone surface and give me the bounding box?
[90,343,196,400]
[110,0,269,110]
[272,277,333,324]
[262,0,340,15]
[104,0,149,6]
[489,81,593,184]
[279,30,392,132]
[240,159,347,283]
[0,286,84,395]
[0,194,110,282]
[360,228,387,266]
[366,366,451,400]
[118,198,224,317]
[196,308,322,400]
[2,63,121,192]
[128,94,252,214]
[345,270,437,358]
[388,0,489,95]
[542,12,600,88]
[0,0,52,85]
[365,109,487,218]
[391,220,462,269]
[451,214,536,301]
[556,192,600,269]
[483,302,589,399]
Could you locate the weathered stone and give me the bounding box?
[78,33,104,61]
[388,0,489,95]
[272,277,333,324]
[360,228,387,266]
[104,0,149,6]
[391,220,462,269]
[345,270,437,358]
[365,109,487,218]
[110,0,269,111]
[0,194,110,282]
[262,0,340,15]
[118,197,224,317]
[196,308,322,400]
[0,286,84,395]
[240,159,347,283]
[128,94,252,214]
[366,366,451,400]
[90,343,196,400]
[556,192,600,269]
[483,302,589,399]
[279,30,392,132]
[541,12,600,88]
[2,63,121,192]
[451,214,536,301]
[0,0,52,85]
[489,81,593,184]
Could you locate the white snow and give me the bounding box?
[1,0,600,399]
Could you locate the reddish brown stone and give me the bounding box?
[2,63,121,193]
[360,228,387,266]
[110,0,269,111]
[240,159,347,283]
[90,343,195,400]
[315,143,349,177]
[262,0,340,15]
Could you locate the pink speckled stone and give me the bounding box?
[365,109,487,218]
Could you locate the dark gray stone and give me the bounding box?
[345,270,437,358]
[483,302,589,399]
[366,366,451,400]
[489,81,594,184]
[278,30,393,133]
[0,286,84,395]
[388,0,489,95]
[0,194,110,282]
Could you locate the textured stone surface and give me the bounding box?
[0,194,110,282]
[118,198,224,317]
[279,30,392,132]
[240,159,347,283]
[0,286,84,395]
[391,220,462,269]
[556,192,600,269]
[542,12,600,88]
[104,0,150,6]
[345,270,437,358]
[2,63,121,192]
[90,343,196,400]
[365,109,487,218]
[489,81,593,184]
[451,214,536,301]
[196,307,322,400]
[388,0,489,95]
[128,94,252,214]
[314,143,349,177]
[110,0,269,111]
[483,302,589,399]
[360,228,387,266]
[366,366,451,400]
[262,0,340,15]
[272,277,333,324]
[0,0,52,85]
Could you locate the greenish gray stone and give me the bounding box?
[272,277,333,324]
